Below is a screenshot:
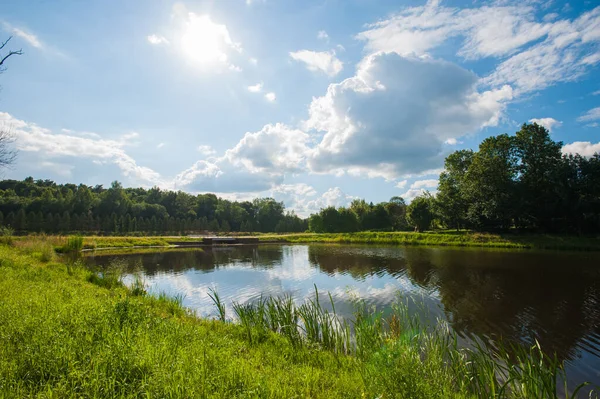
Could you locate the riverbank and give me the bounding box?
[259,231,600,251]
[0,241,595,398]
[13,231,600,253]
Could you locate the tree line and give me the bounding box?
[0,179,306,235]
[308,123,600,234]
[1,123,598,235]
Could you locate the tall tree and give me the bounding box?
[436,150,474,230]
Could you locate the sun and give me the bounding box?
[181,14,230,66]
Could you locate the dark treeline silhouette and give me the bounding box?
[308,123,600,234]
[0,179,307,235]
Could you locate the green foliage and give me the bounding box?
[0,179,307,235]
[87,258,126,289]
[64,235,84,252]
[435,123,600,233]
[407,194,435,232]
[0,225,13,244]
[0,244,597,398]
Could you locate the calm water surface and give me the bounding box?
[85,244,600,388]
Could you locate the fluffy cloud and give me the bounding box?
[1,112,163,186]
[529,117,562,132]
[225,123,310,174]
[289,50,343,77]
[317,30,329,41]
[174,159,282,193]
[410,179,438,189]
[198,145,216,156]
[577,107,600,122]
[562,142,600,157]
[147,34,168,45]
[395,180,408,189]
[305,52,512,179]
[303,187,354,215]
[247,82,263,93]
[264,92,276,102]
[357,1,600,95]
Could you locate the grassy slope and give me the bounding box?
[1,242,595,398]
[258,231,600,251]
[13,231,600,252]
[0,245,469,399]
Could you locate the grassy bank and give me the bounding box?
[11,231,600,252]
[1,240,596,398]
[259,231,600,251]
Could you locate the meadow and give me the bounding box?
[0,236,597,398]
[9,230,600,254]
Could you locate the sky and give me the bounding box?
[1,0,599,217]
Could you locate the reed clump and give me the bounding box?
[210,288,597,399]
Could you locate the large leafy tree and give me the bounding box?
[406,194,434,232]
[435,150,473,230]
[513,123,563,230]
[463,134,518,230]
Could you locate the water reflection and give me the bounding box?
[85,244,600,387]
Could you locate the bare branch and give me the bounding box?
[0,36,23,71]
[0,129,17,168]
[0,37,12,51]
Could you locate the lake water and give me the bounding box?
[84,244,600,389]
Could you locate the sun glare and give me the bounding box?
[181,14,234,66]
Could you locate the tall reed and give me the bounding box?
[209,287,597,398]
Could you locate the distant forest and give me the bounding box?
[0,180,307,235]
[0,123,598,235]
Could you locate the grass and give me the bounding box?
[257,231,600,251]
[0,238,597,398]
[11,230,600,253]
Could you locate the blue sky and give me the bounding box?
[1,0,599,216]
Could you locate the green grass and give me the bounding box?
[258,231,600,251]
[0,241,597,398]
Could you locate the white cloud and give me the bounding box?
[395,180,408,189]
[3,23,42,48]
[410,179,438,189]
[1,112,163,186]
[157,142,165,149]
[198,145,216,156]
[305,52,512,179]
[577,107,600,122]
[147,34,169,45]
[270,183,318,217]
[175,159,282,193]
[289,50,343,77]
[249,57,258,65]
[356,2,600,95]
[562,141,600,157]
[317,30,329,41]
[401,188,434,202]
[445,138,458,145]
[225,123,310,174]
[304,187,354,214]
[246,0,265,5]
[265,92,276,102]
[247,82,263,93]
[529,117,562,131]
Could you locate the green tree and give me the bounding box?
[406,194,434,232]
[436,150,474,230]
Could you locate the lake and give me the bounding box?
[84,244,600,389]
